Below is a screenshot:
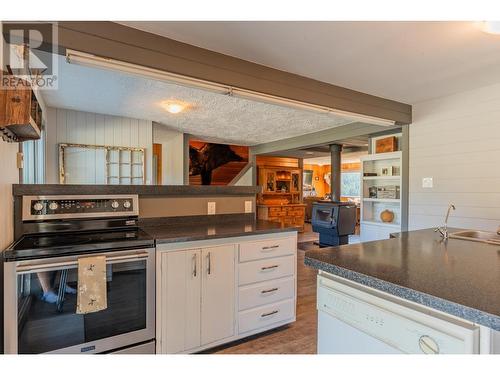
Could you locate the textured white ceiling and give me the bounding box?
[120,21,500,104]
[41,55,355,146]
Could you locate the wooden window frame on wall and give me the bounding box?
[59,143,145,185]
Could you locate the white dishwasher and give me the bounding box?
[317,274,480,354]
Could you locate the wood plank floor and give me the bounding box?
[209,249,318,354]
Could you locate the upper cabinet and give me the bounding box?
[0,76,42,142]
[258,167,302,203]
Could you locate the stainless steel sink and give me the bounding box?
[449,230,500,245]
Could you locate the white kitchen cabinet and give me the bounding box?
[201,245,235,346]
[158,249,201,353]
[157,244,235,353]
[156,232,297,354]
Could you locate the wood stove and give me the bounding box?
[311,201,357,247]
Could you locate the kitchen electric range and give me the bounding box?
[3,195,155,354]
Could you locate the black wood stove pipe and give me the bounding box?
[329,144,342,202]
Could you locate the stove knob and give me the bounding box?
[49,202,59,211]
[33,202,44,211]
[111,200,119,209]
[123,200,131,209]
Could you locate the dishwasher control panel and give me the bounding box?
[317,275,479,354]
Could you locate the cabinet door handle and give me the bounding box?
[261,265,278,271]
[261,310,279,318]
[192,253,197,277]
[262,245,280,251]
[207,252,211,275]
[261,287,278,294]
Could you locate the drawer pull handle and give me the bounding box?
[261,310,279,318]
[262,245,280,251]
[261,287,279,294]
[261,265,279,271]
[192,253,197,277]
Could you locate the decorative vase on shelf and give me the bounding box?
[380,209,395,223]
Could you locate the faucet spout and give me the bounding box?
[435,204,455,239]
[444,204,456,228]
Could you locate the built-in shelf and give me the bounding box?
[363,176,401,181]
[360,141,403,241]
[360,220,400,228]
[363,198,400,203]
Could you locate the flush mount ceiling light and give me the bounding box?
[65,49,396,127]
[161,100,189,114]
[481,21,500,35]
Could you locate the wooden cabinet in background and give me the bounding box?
[257,204,306,232]
[258,167,302,198]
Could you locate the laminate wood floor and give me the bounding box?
[208,249,318,354]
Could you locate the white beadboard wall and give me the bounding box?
[409,82,500,231]
[0,141,19,250]
[46,107,153,184]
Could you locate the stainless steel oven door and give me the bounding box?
[4,247,155,354]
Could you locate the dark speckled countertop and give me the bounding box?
[141,218,299,244]
[304,228,500,330]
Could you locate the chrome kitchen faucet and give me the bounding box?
[435,204,456,239]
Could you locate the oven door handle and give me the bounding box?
[16,252,150,273]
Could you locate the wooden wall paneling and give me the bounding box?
[341,162,361,172]
[256,156,299,168]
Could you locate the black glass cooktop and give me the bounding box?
[4,229,154,261]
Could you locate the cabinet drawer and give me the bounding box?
[269,208,285,217]
[238,298,295,334]
[238,255,295,285]
[268,217,282,223]
[239,236,296,262]
[239,276,295,311]
[290,209,305,217]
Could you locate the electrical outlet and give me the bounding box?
[422,177,433,188]
[245,200,253,213]
[208,201,216,215]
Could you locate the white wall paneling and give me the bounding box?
[409,82,500,231]
[152,123,184,185]
[0,141,19,250]
[46,107,153,184]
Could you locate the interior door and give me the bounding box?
[161,249,201,353]
[201,245,235,346]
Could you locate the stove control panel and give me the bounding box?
[22,195,139,221]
